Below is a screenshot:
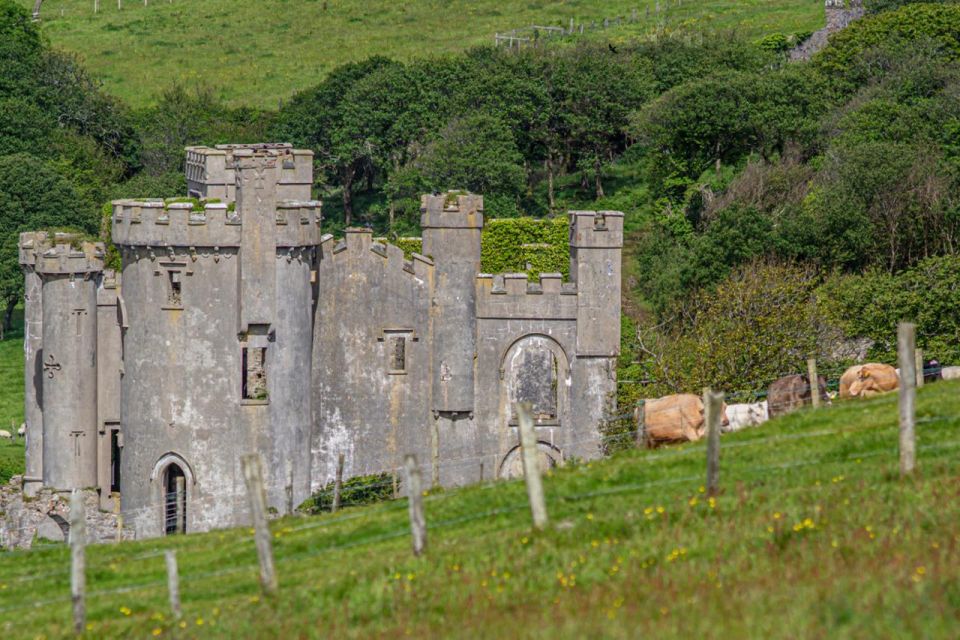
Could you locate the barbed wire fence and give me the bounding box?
[1,321,957,631]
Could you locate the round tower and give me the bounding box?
[112,148,321,536]
[18,232,46,496]
[33,236,104,491]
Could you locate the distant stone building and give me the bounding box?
[790,0,866,61]
[18,143,622,538]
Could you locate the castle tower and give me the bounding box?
[568,211,623,458]
[112,144,320,536]
[30,237,104,491]
[420,192,483,416]
[18,233,47,496]
[185,144,313,204]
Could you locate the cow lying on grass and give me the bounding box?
[639,393,729,447]
[839,363,899,399]
[767,374,830,418]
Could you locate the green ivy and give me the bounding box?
[480,217,569,279]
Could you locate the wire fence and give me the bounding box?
[1,387,958,623]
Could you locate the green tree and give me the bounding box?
[0,154,98,330]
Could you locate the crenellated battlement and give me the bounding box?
[19,231,104,274]
[319,229,434,281]
[112,199,322,248]
[186,143,313,203]
[568,210,624,249]
[420,191,484,230]
[476,272,578,320]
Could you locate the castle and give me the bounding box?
[18,143,622,538]
[790,0,866,60]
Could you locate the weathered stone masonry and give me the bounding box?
[16,143,622,539]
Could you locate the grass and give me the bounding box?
[21,0,823,108]
[0,310,24,484]
[2,380,959,638]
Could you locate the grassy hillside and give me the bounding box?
[22,0,822,107]
[0,311,25,484]
[1,381,958,638]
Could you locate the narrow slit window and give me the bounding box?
[390,336,406,372]
[242,346,268,400]
[167,270,182,306]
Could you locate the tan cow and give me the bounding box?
[840,363,899,398]
[640,393,728,447]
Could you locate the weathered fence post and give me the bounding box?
[897,323,917,476]
[284,460,294,516]
[175,476,185,534]
[634,400,647,448]
[69,490,86,635]
[241,454,278,595]
[431,421,440,488]
[114,494,122,543]
[404,454,427,557]
[703,389,723,497]
[165,550,181,620]
[331,452,344,513]
[516,402,548,530]
[915,347,924,388]
[807,358,821,409]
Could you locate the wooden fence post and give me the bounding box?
[807,358,820,409]
[897,323,917,476]
[915,348,924,388]
[69,490,86,635]
[516,402,548,530]
[331,452,344,513]
[165,550,181,620]
[431,420,440,488]
[404,455,427,557]
[241,454,278,595]
[284,460,294,515]
[114,494,122,543]
[175,476,185,534]
[703,389,723,497]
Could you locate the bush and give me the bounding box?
[480,217,568,278]
[817,255,960,364]
[302,473,395,513]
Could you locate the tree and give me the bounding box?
[398,113,526,217]
[0,154,98,331]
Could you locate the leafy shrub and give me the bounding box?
[302,472,395,513]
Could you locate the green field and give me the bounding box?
[0,311,25,484]
[22,0,822,107]
[1,381,958,638]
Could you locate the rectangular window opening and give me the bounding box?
[167,270,182,306]
[110,428,121,493]
[390,336,406,372]
[242,346,268,400]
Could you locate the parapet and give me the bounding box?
[420,191,484,229]
[568,210,624,249]
[111,199,322,248]
[97,270,120,306]
[20,233,105,276]
[476,272,577,320]
[185,143,314,204]
[319,229,434,281]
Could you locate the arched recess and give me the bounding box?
[150,453,195,535]
[498,442,563,480]
[499,334,570,427]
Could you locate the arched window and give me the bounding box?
[502,335,568,427]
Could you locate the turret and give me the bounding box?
[569,211,623,357]
[185,144,313,204]
[31,236,105,491]
[18,232,46,496]
[420,192,483,416]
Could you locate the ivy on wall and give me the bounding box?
[378,217,570,278]
[480,217,569,279]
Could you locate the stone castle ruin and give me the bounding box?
[790,0,866,61]
[16,143,622,539]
